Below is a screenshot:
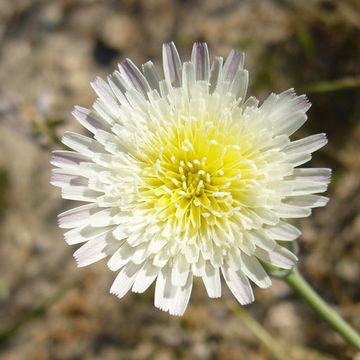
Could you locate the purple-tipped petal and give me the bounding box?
[51,171,89,188]
[119,59,151,97]
[51,150,90,168]
[223,49,245,82]
[191,42,210,81]
[58,204,100,229]
[162,42,182,87]
[72,106,110,133]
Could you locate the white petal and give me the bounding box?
[72,106,110,133]
[153,246,170,267]
[284,133,327,155]
[120,58,150,97]
[222,266,254,305]
[275,89,311,114]
[154,265,176,312]
[162,42,182,87]
[126,232,146,247]
[274,203,312,218]
[223,49,244,81]
[191,42,210,81]
[182,61,196,97]
[51,150,90,169]
[113,225,128,241]
[289,168,331,183]
[90,76,121,116]
[148,237,167,253]
[209,56,223,94]
[123,88,149,113]
[237,231,256,255]
[65,225,115,245]
[92,153,113,167]
[92,98,116,126]
[259,134,290,152]
[243,96,259,108]
[89,208,120,227]
[58,204,100,229]
[131,243,149,265]
[253,208,279,226]
[110,262,142,298]
[260,92,278,113]
[184,243,199,264]
[169,272,193,316]
[94,130,122,153]
[171,254,190,287]
[107,71,131,106]
[284,195,329,208]
[229,69,248,101]
[62,131,105,156]
[286,152,312,167]
[132,261,161,293]
[61,186,102,202]
[265,221,301,241]
[51,171,88,188]
[287,180,329,196]
[240,253,272,288]
[225,246,242,271]
[255,244,297,269]
[142,61,161,92]
[202,262,221,298]
[159,79,170,98]
[273,111,307,136]
[246,231,277,251]
[73,232,114,267]
[191,253,205,277]
[107,242,135,271]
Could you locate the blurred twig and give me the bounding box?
[303,76,360,93]
[231,305,336,360]
[232,305,289,360]
[0,278,80,343]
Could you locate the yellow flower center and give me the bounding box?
[137,95,266,242]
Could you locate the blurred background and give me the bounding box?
[0,0,360,359]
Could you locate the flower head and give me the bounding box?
[51,42,331,315]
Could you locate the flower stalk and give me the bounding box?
[283,267,360,351]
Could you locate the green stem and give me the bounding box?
[284,267,360,351]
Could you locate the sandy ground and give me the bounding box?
[0,0,360,359]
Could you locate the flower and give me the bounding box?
[51,42,331,315]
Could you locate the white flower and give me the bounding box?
[51,42,331,315]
